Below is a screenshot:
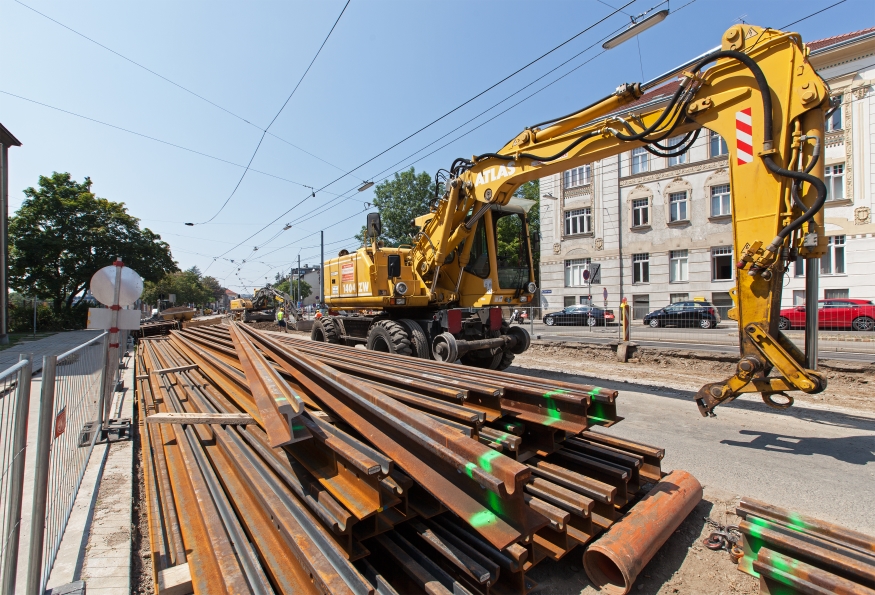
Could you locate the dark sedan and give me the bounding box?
[543,305,615,327]
[643,301,721,329]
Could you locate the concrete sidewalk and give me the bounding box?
[0,330,103,373]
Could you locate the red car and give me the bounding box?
[778,299,875,331]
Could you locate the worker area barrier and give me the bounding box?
[0,357,33,593]
[26,332,109,594]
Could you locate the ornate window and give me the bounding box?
[632,253,649,284]
[564,208,592,235]
[564,165,591,188]
[565,258,592,286]
[709,130,728,157]
[669,191,688,222]
[821,236,845,275]
[825,164,844,201]
[710,184,731,216]
[711,246,733,281]
[632,198,649,227]
[670,250,689,282]
[665,136,687,167]
[825,96,842,132]
[631,147,648,174]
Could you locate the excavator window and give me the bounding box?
[494,212,531,290]
[464,219,490,279]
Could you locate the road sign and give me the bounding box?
[87,308,141,330]
[582,269,590,281]
[541,289,552,294]
[90,265,143,307]
[603,287,608,300]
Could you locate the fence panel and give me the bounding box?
[0,357,33,593]
[38,332,107,591]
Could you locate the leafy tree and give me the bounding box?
[9,173,176,319]
[201,275,225,302]
[143,270,214,306]
[357,168,440,247]
[275,279,312,300]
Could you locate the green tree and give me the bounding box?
[201,275,226,302]
[275,279,312,300]
[9,173,176,321]
[357,168,439,246]
[143,270,214,306]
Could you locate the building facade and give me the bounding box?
[539,28,875,319]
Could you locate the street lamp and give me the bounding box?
[603,9,669,49]
[358,181,374,192]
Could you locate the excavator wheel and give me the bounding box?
[311,318,340,344]
[494,351,515,371]
[461,350,503,369]
[367,320,413,356]
[397,319,430,359]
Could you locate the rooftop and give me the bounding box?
[808,27,875,51]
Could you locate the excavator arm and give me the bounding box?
[412,24,830,415]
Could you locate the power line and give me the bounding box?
[12,0,359,180]
[193,0,352,225]
[781,0,847,29]
[207,0,638,259]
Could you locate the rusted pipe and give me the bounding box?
[583,470,702,594]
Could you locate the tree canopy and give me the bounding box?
[275,279,312,300]
[9,173,177,314]
[142,267,226,307]
[358,168,439,247]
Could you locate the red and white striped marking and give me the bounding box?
[736,107,753,165]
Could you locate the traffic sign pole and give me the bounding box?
[98,258,124,431]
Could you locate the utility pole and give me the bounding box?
[320,230,324,308]
[0,124,22,345]
[297,254,301,306]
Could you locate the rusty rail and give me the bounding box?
[136,322,702,593]
[736,497,875,595]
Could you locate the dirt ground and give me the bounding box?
[529,485,759,595]
[517,341,875,413]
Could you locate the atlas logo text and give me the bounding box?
[474,164,516,187]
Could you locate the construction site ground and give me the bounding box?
[205,325,875,594]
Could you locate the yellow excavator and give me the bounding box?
[230,286,296,323]
[317,24,831,415]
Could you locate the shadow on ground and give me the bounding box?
[721,429,875,465]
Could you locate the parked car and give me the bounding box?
[778,299,875,331]
[643,301,721,329]
[543,305,615,326]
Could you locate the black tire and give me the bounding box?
[367,320,413,355]
[311,318,339,343]
[699,318,713,329]
[648,318,660,328]
[460,350,502,369]
[544,316,555,326]
[852,316,875,331]
[778,317,791,331]
[397,319,430,359]
[494,351,515,371]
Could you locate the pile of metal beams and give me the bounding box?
[133,320,180,339]
[735,498,875,594]
[137,323,701,595]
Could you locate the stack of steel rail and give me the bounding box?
[133,319,180,339]
[137,323,702,595]
[735,498,875,594]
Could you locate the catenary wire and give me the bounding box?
[193,0,351,225]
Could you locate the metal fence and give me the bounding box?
[0,356,33,593]
[27,332,108,594]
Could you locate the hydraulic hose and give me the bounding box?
[614,80,690,141]
[790,135,820,210]
[473,129,601,164]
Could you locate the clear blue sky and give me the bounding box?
[2,0,871,293]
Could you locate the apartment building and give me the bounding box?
[538,27,875,319]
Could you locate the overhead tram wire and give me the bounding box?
[13,0,361,181]
[208,0,638,259]
[190,0,352,226]
[223,0,698,254]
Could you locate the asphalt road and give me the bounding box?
[512,365,875,535]
[521,321,875,363]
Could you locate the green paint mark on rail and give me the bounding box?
[470,509,498,527]
[478,449,503,473]
[464,462,476,479]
